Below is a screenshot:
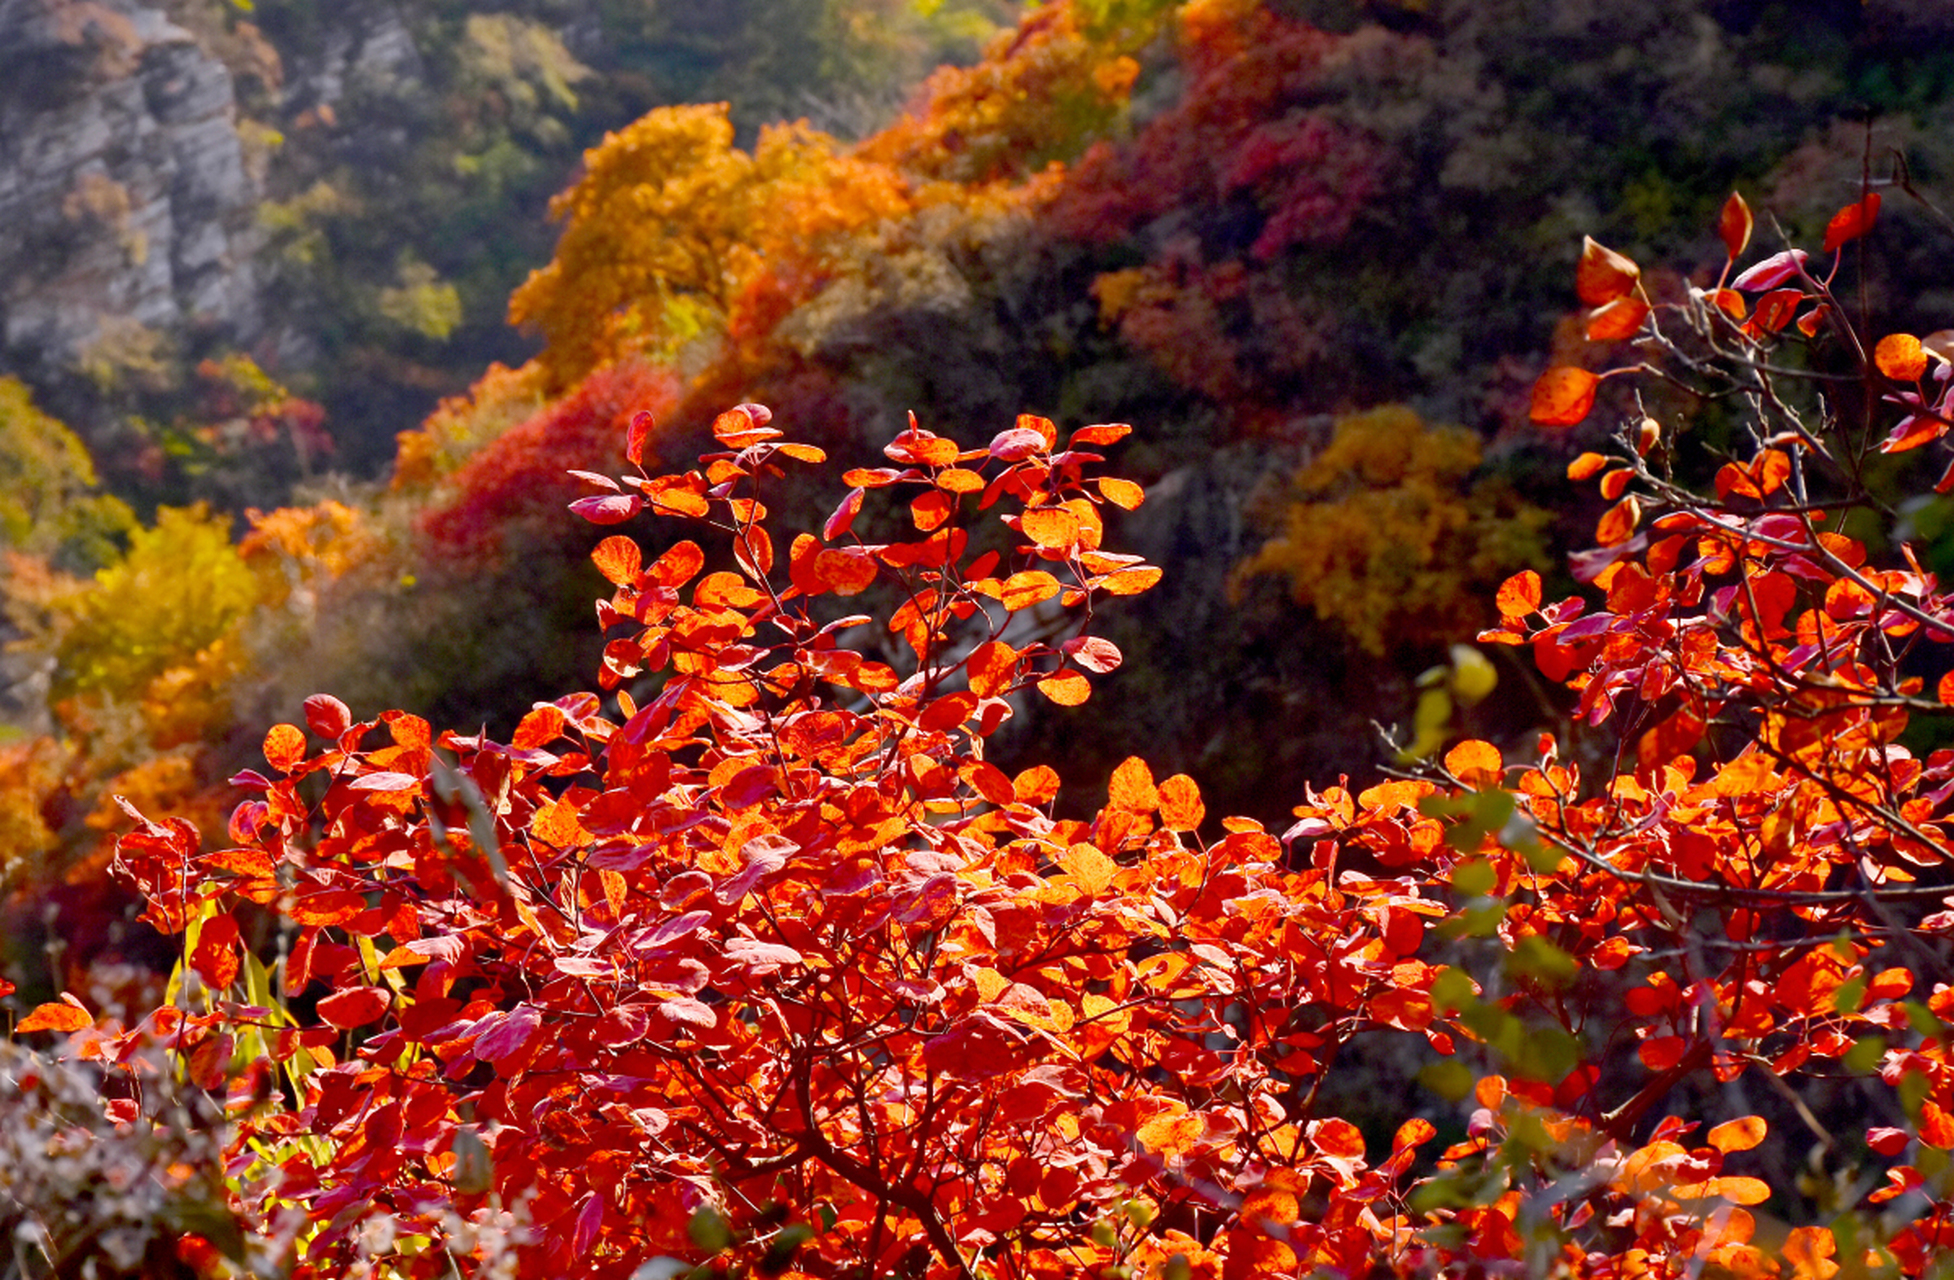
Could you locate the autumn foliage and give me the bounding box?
[18,5,1954,1279]
[16,181,1954,1277]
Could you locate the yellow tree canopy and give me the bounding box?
[508,104,912,388]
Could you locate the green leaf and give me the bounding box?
[687,1206,733,1255]
[1431,967,1478,1015]
[1506,936,1577,992]
[1842,1035,1887,1075]
[1419,1058,1474,1102]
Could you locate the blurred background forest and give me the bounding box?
[4,0,1954,1000]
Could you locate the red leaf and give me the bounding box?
[572,1194,604,1257]
[626,409,654,467]
[720,765,776,811]
[1822,192,1880,253]
[569,494,643,525]
[1719,191,1753,259]
[348,772,421,793]
[317,986,391,1029]
[1868,1126,1909,1156]
[988,427,1047,461]
[722,938,803,972]
[1061,636,1122,673]
[1731,249,1809,291]
[190,913,240,991]
[303,694,351,739]
[475,1004,543,1065]
[824,488,865,542]
[656,997,717,1028]
[593,1003,653,1047]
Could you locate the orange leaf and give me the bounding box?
[1586,296,1648,341]
[1071,422,1132,445]
[1037,670,1091,705]
[999,571,1061,610]
[1822,193,1879,253]
[17,996,93,1034]
[592,535,642,586]
[1566,452,1608,481]
[1596,495,1642,547]
[1783,1226,1840,1280]
[1020,506,1081,550]
[1755,449,1791,496]
[695,571,766,610]
[1392,1117,1437,1152]
[1719,191,1753,259]
[1576,236,1641,306]
[1158,774,1205,832]
[910,490,953,532]
[1677,1175,1770,1206]
[1097,477,1144,510]
[960,761,1016,806]
[1530,367,1600,427]
[1495,570,1541,619]
[1096,566,1161,596]
[1061,842,1117,894]
[1013,765,1060,805]
[1443,740,1503,789]
[1109,757,1158,812]
[966,640,1018,698]
[1136,1112,1206,1156]
[1876,333,1928,381]
[1707,1115,1767,1153]
[1599,467,1634,501]
[1880,414,1946,455]
[1310,1117,1367,1160]
[646,540,706,588]
[814,549,878,596]
[263,723,307,773]
[936,467,985,493]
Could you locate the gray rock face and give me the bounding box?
[0,0,262,372]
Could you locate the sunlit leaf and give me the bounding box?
[1530,367,1599,427]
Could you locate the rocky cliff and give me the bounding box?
[0,0,264,378]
